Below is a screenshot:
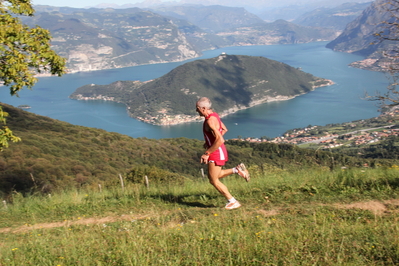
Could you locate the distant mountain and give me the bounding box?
[149,5,265,33]
[149,5,338,43]
[162,17,229,51]
[326,0,395,71]
[26,7,206,72]
[28,5,338,73]
[215,19,338,45]
[70,54,333,125]
[149,5,337,44]
[258,4,324,22]
[89,0,374,20]
[294,2,372,31]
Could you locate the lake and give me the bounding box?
[0,42,389,140]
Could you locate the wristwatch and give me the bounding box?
[204,152,210,156]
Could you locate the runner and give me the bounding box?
[196,97,250,210]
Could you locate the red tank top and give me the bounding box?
[203,112,228,164]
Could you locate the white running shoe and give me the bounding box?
[225,201,241,210]
[236,163,250,182]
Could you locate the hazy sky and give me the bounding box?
[31,0,372,9]
[31,0,149,8]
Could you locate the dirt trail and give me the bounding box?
[1,199,399,234]
[333,199,399,215]
[0,214,151,234]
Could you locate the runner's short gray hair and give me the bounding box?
[197,97,212,109]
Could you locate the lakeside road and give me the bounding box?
[300,125,396,145]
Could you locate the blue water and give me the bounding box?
[0,42,388,140]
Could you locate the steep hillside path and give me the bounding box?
[1,199,399,234]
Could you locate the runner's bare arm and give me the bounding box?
[220,121,228,136]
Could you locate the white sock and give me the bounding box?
[228,197,236,203]
[232,167,238,174]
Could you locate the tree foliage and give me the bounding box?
[0,0,66,150]
[0,107,20,151]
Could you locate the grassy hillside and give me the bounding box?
[1,166,399,264]
[0,103,394,196]
[0,103,202,194]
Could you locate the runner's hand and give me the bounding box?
[201,154,209,164]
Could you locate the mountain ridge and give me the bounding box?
[294,2,372,31]
[326,0,395,71]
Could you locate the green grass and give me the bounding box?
[1,166,399,265]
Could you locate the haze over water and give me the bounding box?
[0,42,388,140]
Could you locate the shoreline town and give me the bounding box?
[234,108,399,149]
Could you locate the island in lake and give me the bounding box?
[70,54,333,125]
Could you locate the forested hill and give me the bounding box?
[70,54,333,125]
[0,103,386,195]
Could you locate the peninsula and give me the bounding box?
[70,54,333,125]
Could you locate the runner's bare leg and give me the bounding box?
[208,162,233,200]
